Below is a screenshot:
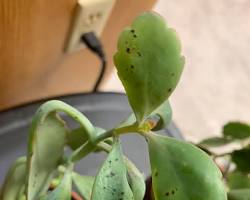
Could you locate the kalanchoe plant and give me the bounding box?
[198,121,250,200]
[0,12,227,200]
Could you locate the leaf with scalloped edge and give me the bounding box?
[114,12,184,123]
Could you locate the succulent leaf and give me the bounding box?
[91,139,134,200]
[67,127,89,150]
[231,148,250,173]
[114,12,184,122]
[228,171,250,189]
[199,137,233,147]
[147,133,227,200]
[0,157,26,200]
[43,167,72,200]
[72,173,94,200]
[228,189,250,200]
[149,100,172,131]
[223,122,250,139]
[125,157,145,200]
[26,113,67,200]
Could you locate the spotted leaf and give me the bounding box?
[147,133,227,200]
[91,139,134,200]
[114,12,184,123]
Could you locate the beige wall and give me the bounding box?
[104,0,250,141]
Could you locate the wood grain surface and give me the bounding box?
[0,0,156,110]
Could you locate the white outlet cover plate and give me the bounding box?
[65,0,115,53]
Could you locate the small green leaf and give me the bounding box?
[67,127,109,151]
[26,113,68,200]
[228,189,250,200]
[44,166,72,200]
[114,12,184,123]
[72,173,94,200]
[118,114,137,128]
[0,157,26,200]
[119,100,172,131]
[231,148,250,173]
[228,171,250,189]
[147,133,227,200]
[125,157,145,200]
[91,139,134,200]
[223,122,250,139]
[199,137,233,147]
[149,100,172,131]
[67,127,89,150]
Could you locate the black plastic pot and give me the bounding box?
[0,92,183,185]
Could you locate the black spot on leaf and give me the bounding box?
[110,172,116,177]
[154,171,158,177]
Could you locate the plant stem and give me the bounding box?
[97,142,112,153]
[29,100,96,146]
[70,124,147,162]
[94,124,139,143]
[70,141,96,162]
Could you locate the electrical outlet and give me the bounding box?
[65,0,115,53]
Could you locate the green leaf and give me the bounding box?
[114,12,184,123]
[44,166,72,200]
[231,148,250,173]
[125,157,145,200]
[119,100,172,131]
[0,157,26,200]
[67,127,110,152]
[228,189,250,200]
[72,173,94,200]
[199,137,233,147]
[223,122,250,139]
[118,114,137,128]
[26,113,68,200]
[228,171,250,189]
[149,100,172,131]
[91,139,134,200]
[147,133,227,200]
[67,127,89,150]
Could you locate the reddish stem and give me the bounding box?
[71,191,83,200]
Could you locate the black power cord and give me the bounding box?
[81,32,106,92]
